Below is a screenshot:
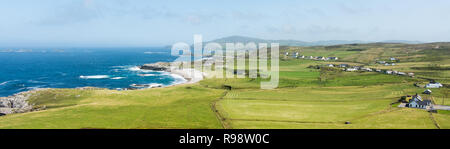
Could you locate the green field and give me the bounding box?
[0,42,449,129]
[0,86,224,129]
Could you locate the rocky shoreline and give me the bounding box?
[0,88,49,115]
[0,62,205,116]
[139,62,205,85]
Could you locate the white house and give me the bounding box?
[407,94,432,109]
[390,57,396,61]
[397,72,406,75]
[361,67,373,72]
[346,67,358,72]
[328,57,338,60]
[408,100,432,109]
[339,64,349,68]
[423,89,432,94]
[426,83,443,88]
[386,70,393,74]
[317,56,326,60]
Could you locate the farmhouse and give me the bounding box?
[386,70,393,74]
[299,55,305,59]
[346,67,358,72]
[390,57,396,61]
[423,89,432,94]
[317,56,326,60]
[325,64,334,67]
[398,72,406,76]
[402,94,433,109]
[339,64,348,68]
[377,61,386,64]
[408,72,415,77]
[361,67,373,72]
[328,57,338,60]
[408,100,432,109]
[426,82,443,88]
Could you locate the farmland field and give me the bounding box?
[0,42,449,129]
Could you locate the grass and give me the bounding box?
[0,85,224,129]
[0,42,449,129]
[218,99,391,123]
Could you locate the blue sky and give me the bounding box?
[1,0,449,46]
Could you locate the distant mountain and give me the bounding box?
[205,36,422,47]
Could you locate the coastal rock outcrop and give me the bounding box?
[0,89,47,115]
[139,62,205,85]
[139,62,170,71]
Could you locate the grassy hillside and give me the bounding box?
[0,42,449,129]
[0,85,224,129]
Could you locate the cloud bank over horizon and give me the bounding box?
[1,0,449,46]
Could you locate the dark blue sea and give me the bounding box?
[0,47,185,97]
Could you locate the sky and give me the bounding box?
[0,0,450,46]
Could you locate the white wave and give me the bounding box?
[0,80,18,86]
[26,85,44,90]
[169,74,188,85]
[80,75,110,79]
[128,66,155,73]
[109,69,121,73]
[27,80,46,84]
[111,77,126,80]
[128,66,141,71]
[111,66,127,68]
[138,74,157,77]
[144,51,168,54]
[0,81,9,86]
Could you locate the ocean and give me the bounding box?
[0,47,185,97]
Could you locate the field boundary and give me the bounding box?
[229,118,337,124]
[429,112,441,129]
[211,90,231,129]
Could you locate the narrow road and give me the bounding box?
[433,105,450,111]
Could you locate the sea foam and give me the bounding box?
[80,75,110,79]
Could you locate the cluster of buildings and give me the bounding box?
[285,52,338,61]
[425,82,444,88]
[323,64,415,77]
[377,57,397,66]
